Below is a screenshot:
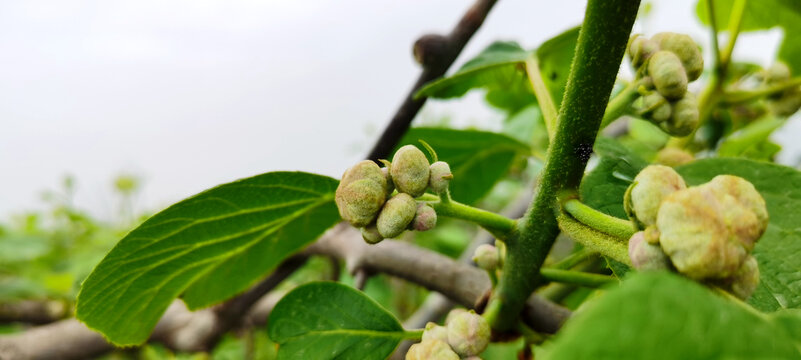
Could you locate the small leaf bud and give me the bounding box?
[651,32,704,81]
[656,147,694,167]
[648,50,688,100]
[391,145,431,197]
[628,231,671,271]
[406,339,460,360]
[628,35,659,69]
[377,193,417,238]
[625,165,687,228]
[361,224,384,245]
[422,322,449,343]
[411,203,437,231]
[447,310,490,357]
[660,92,699,136]
[472,244,499,271]
[638,92,672,123]
[428,161,453,194]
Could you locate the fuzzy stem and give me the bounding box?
[600,79,642,129]
[431,199,516,239]
[403,329,424,340]
[557,213,632,266]
[550,248,597,270]
[539,268,617,288]
[562,199,635,239]
[721,77,801,104]
[483,0,640,331]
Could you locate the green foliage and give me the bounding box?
[579,137,648,219]
[75,172,341,345]
[536,27,580,107]
[678,158,801,311]
[717,117,785,158]
[395,128,530,204]
[697,0,801,72]
[268,282,407,360]
[541,272,801,359]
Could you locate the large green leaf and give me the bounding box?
[536,26,580,107]
[268,282,407,360]
[697,0,801,73]
[541,272,801,359]
[76,172,340,345]
[415,41,532,101]
[677,158,801,311]
[395,128,530,204]
[579,137,648,219]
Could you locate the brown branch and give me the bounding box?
[366,0,499,161]
[0,301,67,325]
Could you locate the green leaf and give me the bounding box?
[677,158,801,311]
[76,172,340,345]
[717,117,785,157]
[580,138,648,219]
[697,0,801,73]
[536,27,580,107]
[268,282,408,360]
[542,272,801,359]
[415,41,531,100]
[395,128,530,204]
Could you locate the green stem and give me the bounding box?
[706,0,722,71]
[562,199,635,239]
[721,77,801,104]
[431,199,516,239]
[539,268,616,288]
[720,0,747,69]
[403,329,424,340]
[525,55,558,140]
[483,0,640,331]
[557,213,632,266]
[600,79,642,129]
[550,248,597,270]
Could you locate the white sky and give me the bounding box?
[0,0,794,222]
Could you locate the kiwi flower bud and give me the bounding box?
[629,35,659,69]
[660,92,699,137]
[648,50,688,100]
[628,231,671,271]
[422,322,449,343]
[411,203,437,231]
[722,255,760,300]
[656,147,694,167]
[335,179,386,227]
[765,62,791,84]
[406,339,459,360]
[447,310,490,357]
[472,244,499,271]
[625,165,687,228]
[429,161,453,194]
[445,308,467,326]
[361,224,384,245]
[381,165,395,196]
[651,32,704,81]
[377,193,417,238]
[657,175,767,280]
[391,145,431,197]
[638,92,672,123]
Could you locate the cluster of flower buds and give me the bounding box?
[628,33,703,136]
[762,62,801,117]
[407,309,490,360]
[335,145,453,244]
[624,165,768,299]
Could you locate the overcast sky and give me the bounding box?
[0,0,795,222]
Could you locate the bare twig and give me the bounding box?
[0,301,67,325]
[367,0,499,161]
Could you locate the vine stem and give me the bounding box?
[599,78,643,129]
[483,0,640,331]
[562,199,635,239]
[430,199,516,240]
[525,55,558,140]
[539,268,616,288]
[550,248,597,270]
[556,213,632,266]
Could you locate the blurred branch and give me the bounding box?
[0,301,67,325]
[366,0,499,161]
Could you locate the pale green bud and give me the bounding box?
[411,203,437,231]
[725,255,760,300]
[651,32,704,81]
[361,224,384,245]
[335,179,385,227]
[765,62,791,84]
[406,339,460,360]
[660,92,699,136]
[472,244,499,271]
[428,161,452,194]
[422,322,449,343]
[628,231,671,271]
[447,310,490,357]
[340,160,386,190]
[377,193,417,238]
[648,50,688,100]
[638,93,672,123]
[656,147,694,167]
[628,35,659,69]
[391,145,431,197]
[625,165,687,228]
